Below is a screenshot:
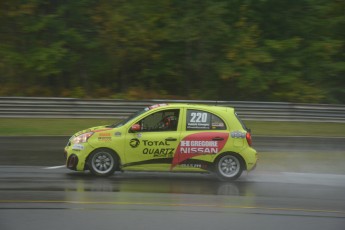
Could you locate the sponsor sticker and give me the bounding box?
[180,140,218,154]
[99,133,111,137]
[149,104,168,110]
[143,148,174,158]
[115,132,122,137]
[130,138,140,148]
[179,163,202,168]
[72,144,84,150]
[231,131,246,138]
[171,132,229,169]
[211,122,225,129]
[138,139,175,157]
[98,137,112,141]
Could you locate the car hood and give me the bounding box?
[74,125,113,137]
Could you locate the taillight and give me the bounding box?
[246,132,252,146]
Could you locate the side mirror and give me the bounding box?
[131,124,141,132]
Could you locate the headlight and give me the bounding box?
[72,132,94,144]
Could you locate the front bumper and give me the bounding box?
[64,144,92,171]
[66,153,79,170]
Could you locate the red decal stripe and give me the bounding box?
[171,132,229,169]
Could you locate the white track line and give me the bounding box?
[44,165,66,169]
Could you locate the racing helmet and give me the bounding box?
[163,115,178,130]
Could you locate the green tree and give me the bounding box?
[0,0,343,103]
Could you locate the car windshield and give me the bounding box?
[107,107,149,128]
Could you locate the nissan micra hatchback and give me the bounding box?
[64,103,257,180]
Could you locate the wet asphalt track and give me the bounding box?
[0,136,345,230]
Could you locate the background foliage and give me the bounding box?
[0,0,344,103]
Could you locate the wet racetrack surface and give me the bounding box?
[0,136,345,230]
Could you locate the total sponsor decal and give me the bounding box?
[142,140,175,158]
[143,148,174,157]
[130,138,140,148]
[171,132,229,169]
[129,139,175,158]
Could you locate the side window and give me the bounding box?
[186,110,226,130]
[137,109,180,132]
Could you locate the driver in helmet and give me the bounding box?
[161,115,178,131]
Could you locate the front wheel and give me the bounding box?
[88,149,118,177]
[215,154,243,181]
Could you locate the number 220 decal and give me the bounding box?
[187,110,211,129]
[190,112,208,123]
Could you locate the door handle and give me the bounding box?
[165,138,177,141]
[212,137,224,141]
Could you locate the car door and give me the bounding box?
[123,108,181,171]
[171,109,230,171]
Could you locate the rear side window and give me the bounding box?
[235,112,249,132]
[186,110,226,130]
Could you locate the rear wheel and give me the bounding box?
[215,154,243,181]
[88,149,117,177]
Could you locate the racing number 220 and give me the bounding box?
[190,112,208,123]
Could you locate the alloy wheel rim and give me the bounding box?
[92,152,114,174]
[218,155,240,177]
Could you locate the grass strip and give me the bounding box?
[0,118,344,137]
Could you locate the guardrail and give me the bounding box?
[0,97,344,122]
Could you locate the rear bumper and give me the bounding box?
[242,147,258,171]
[248,160,257,172]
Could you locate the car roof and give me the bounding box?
[149,103,234,111]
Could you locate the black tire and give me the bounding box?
[88,148,118,177]
[215,154,243,181]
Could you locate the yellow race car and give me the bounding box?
[64,103,257,180]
